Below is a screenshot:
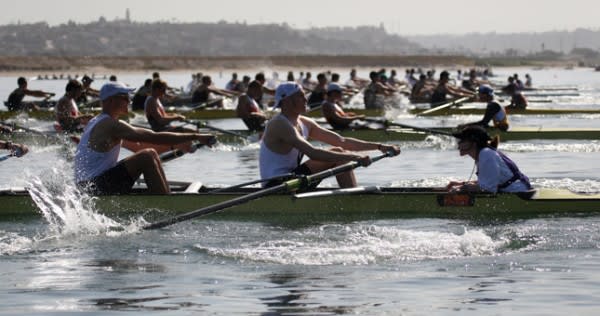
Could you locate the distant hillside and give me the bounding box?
[0,20,422,56]
[407,28,600,56]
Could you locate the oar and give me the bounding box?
[185,120,250,142]
[417,96,471,116]
[364,117,453,137]
[159,142,205,163]
[210,173,295,193]
[143,151,394,230]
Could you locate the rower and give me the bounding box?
[74,82,216,195]
[132,79,152,111]
[459,85,509,132]
[502,76,528,109]
[349,68,369,88]
[306,73,328,108]
[259,82,400,189]
[225,72,241,91]
[6,77,55,111]
[447,125,531,193]
[0,140,28,157]
[364,71,396,109]
[191,75,233,108]
[430,71,474,104]
[55,80,94,133]
[236,80,267,132]
[77,75,100,104]
[461,69,479,92]
[410,74,431,102]
[301,72,316,90]
[145,79,191,132]
[321,83,365,130]
[525,74,532,88]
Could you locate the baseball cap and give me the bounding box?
[327,83,343,93]
[274,82,302,108]
[99,82,135,101]
[477,84,494,96]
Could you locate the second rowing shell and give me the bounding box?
[214,126,600,143]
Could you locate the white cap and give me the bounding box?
[99,82,135,101]
[274,82,303,108]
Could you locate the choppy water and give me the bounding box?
[0,67,599,315]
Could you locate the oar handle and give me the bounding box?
[159,142,204,163]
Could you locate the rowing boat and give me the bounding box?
[2,183,599,224]
[211,126,600,143]
[409,106,600,116]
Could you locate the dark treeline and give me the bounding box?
[0,19,423,56]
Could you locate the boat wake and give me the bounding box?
[192,223,502,265]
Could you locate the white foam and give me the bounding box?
[193,224,501,265]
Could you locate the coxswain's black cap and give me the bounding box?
[452,125,491,147]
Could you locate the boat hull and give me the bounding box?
[2,187,599,224]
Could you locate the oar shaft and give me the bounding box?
[187,120,248,140]
[364,118,453,137]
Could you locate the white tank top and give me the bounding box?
[74,113,121,182]
[259,115,310,183]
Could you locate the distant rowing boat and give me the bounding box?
[409,106,600,116]
[1,183,598,224]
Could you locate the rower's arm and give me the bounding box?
[146,100,184,125]
[25,89,53,98]
[322,104,357,126]
[304,117,399,154]
[112,120,213,145]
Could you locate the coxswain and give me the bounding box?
[6,77,55,111]
[74,82,215,195]
[55,80,94,133]
[458,85,508,132]
[259,82,400,188]
[447,125,531,193]
[236,80,267,131]
[321,83,365,130]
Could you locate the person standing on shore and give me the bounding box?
[6,77,55,111]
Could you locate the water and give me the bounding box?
[0,67,599,315]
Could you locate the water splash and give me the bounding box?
[25,166,141,238]
[0,230,34,255]
[193,224,501,265]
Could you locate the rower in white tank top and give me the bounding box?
[74,113,121,183]
[259,114,310,183]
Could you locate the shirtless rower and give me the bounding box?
[74,82,215,195]
[458,85,509,132]
[321,83,365,130]
[132,79,152,111]
[191,75,235,108]
[502,76,528,109]
[6,77,55,111]
[144,79,192,132]
[259,82,400,189]
[0,140,28,158]
[430,71,474,104]
[55,80,94,133]
[236,80,267,131]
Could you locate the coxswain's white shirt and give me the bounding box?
[477,148,529,193]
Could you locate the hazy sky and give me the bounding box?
[3,0,599,35]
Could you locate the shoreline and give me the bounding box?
[0,55,578,75]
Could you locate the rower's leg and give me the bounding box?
[304,147,357,188]
[122,149,170,194]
